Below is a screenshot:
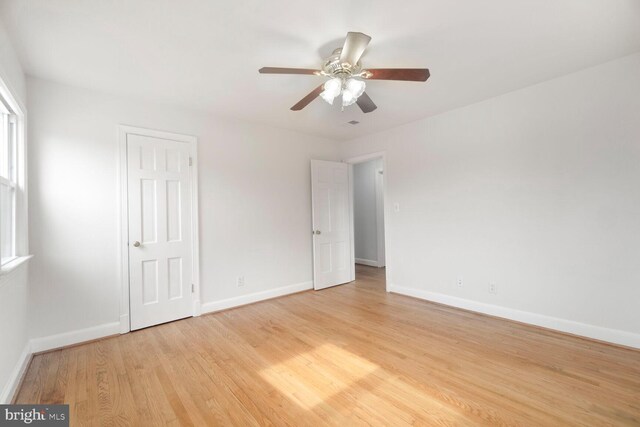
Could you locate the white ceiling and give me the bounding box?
[1,0,639,140]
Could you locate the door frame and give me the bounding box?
[344,151,389,291]
[117,125,201,334]
[375,164,385,268]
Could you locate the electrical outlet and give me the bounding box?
[237,276,245,287]
[394,203,400,213]
[489,282,497,294]
[457,276,464,288]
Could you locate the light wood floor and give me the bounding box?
[16,265,640,426]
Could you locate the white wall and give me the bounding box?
[339,53,640,347]
[0,22,25,105]
[0,20,30,403]
[353,158,382,264]
[26,77,338,340]
[0,267,29,403]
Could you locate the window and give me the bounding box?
[0,100,17,266]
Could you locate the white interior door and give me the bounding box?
[311,160,354,290]
[127,133,194,330]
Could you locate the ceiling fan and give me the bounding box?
[259,32,430,113]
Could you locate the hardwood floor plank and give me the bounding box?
[15,265,640,426]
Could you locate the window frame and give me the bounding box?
[0,75,30,277]
[1,110,18,266]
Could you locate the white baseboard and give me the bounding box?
[0,342,31,404]
[30,321,121,354]
[389,284,640,349]
[29,281,313,354]
[201,281,313,314]
[355,258,378,267]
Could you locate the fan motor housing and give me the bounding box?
[322,48,362,77]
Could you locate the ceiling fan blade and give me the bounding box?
[356,92,377,113]
[339,32,371,66]
[364,68,430,82]
[291,84,324,111]
[259,67,320,75]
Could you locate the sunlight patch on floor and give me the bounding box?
[259,343,379,410]
[259,342,471,423]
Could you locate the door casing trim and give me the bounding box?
[117,125,201,334]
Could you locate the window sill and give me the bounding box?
[0,254,33,279]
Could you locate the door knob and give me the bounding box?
[314,230,321,235]
[133,241,141,247]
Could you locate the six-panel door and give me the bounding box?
[311,160,354,290]
[127,133,193,330]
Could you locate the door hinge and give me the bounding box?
[189,157,193,166]
[191,283,195,293]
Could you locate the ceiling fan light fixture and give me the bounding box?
[346,78,366,99]
[320,90,336,105]
[320,77,342,104]
[341,78,365,107]
[342,89,357,107]
[259,31,429,113]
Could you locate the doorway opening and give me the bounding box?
[309,153,387,292]
[349,154,386,290]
